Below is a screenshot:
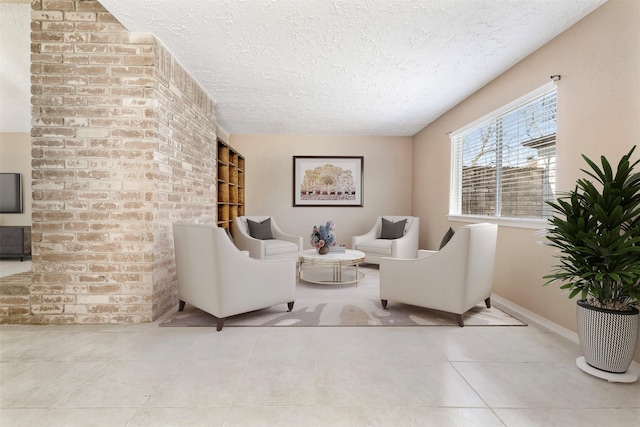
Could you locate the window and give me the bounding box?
[450,82,557,223]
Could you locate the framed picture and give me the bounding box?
[293,156,364,207]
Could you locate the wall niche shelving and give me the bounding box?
[217,140,245,232]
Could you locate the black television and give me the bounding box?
[0,173,23,213]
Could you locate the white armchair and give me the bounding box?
[351,216,420,264]
[379,223,498,326]
[172,223,296,331]
[233,216,303,260]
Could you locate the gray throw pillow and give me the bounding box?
[439,227,455,249]
[380,218,407,239]
[247,218,273,240]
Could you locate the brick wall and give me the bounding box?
[152,40,217,317]
[3,0,217,324]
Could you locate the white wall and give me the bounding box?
[230,134,413,248]
[0,133,31,226]
[0,2,30,133]
[0,2,32,226]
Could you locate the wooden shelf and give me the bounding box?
[217,182,229,203]
[218,145,229,163]
[218,163,229,182]
[230,184,238,204]
[217,140,245,233]
[218,204,229,221]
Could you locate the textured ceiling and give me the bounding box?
[99,0,606,136]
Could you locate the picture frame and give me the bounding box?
[293,156,364,207]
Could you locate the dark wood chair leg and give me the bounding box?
[178,300,186,311]
[287,301,294,312]
[216,317,225,332]
[381,299,388,309]
[456,314,464,327]
[485,297,491,308]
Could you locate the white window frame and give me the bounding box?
[449,81,557,229]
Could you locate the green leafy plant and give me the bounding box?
[544,146,640,311]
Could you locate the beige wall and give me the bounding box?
[413,0,640,360]
[0,132,31,226]
[229,134,413,248]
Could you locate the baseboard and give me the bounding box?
[491,294,640,372]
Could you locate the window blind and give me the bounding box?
[450,84,557,220]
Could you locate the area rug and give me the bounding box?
[159,266,526,328]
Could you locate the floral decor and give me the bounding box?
[310,221,337,249]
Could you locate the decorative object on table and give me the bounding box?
[293,156,364,207]
[329,245,346,253]
[310,220,337,254]
[544,146,640,383]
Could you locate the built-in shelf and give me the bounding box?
[217,140,245,233]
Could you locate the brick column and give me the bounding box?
[22,0,217,324]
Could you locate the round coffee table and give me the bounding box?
[298,249,366,285]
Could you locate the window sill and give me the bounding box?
[447,214,548,230]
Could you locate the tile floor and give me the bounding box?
[0,260,639,426]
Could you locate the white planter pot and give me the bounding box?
[577,300,639,374]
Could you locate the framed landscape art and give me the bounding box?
[293,156,364,207]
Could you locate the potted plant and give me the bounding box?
[544,146,640,381]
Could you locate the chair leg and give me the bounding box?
[216,317,225,332]
[456,314,464,327]
[381,299,388,309]
[287,301,294,312]
[178,300,185,311]
[485,297,491,308]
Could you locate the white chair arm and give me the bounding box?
[380,252,467,314]
[217,249,296,318]
[388,217,419,259]
[232,227,266,259]
[418,249,437,258]
[351,224,379,248]
[271,218,303,250]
